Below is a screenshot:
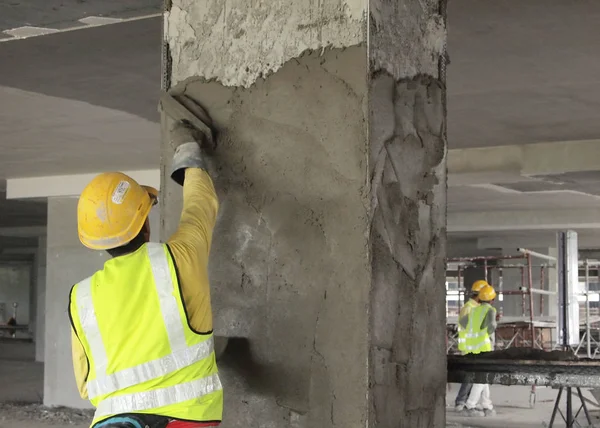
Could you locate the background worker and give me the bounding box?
[454,279,488,411]
[462,285,498,417]
[69,103,223,428]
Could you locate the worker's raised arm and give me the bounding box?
[164,96,219,333]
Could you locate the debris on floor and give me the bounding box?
[0,402,93,425]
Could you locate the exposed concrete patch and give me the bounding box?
[161,47,370,427]
[368,74,447,427]
[367,1,447,425]
[164,0,366,87]
[369,0,446,79]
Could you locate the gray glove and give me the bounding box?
[168,97,216,186]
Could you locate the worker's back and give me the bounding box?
[70,242,222,427]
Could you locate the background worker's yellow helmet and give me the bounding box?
[478,285,497,302]
[471,280,488,293]
[77,172,158,250]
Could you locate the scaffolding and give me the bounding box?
[447,255,600,358]
[446,249,557,354]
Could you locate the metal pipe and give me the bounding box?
[484,259,488,282]
[540,266,545,317]
[527,254,536,348]
[496,263,553,268]
[585,260,591,359]
[521,266,526,317]
[518,248,558,263]
[448,255,526,262]
[501,290,527,295]
[519,287,557,296]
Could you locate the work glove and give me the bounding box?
[168,96,216,186]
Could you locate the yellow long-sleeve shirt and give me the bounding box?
[71,168,218,399]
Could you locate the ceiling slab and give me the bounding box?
[448,0,600,148]
[0,0,160,32]
[0,86,159,179]
[0,16,161,122]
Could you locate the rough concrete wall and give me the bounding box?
[0,263,31,325]
[368,0,447,426]
[44,199,161,407]
[161,46,370,427]
[164,0,365,87]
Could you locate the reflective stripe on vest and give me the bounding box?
[464,304,492,353]
[96,373,222,418]
[457,299,478,352]
[76,243,220,402]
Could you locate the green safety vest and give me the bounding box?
[69,243,223,427]
[457,299,478,353]
[464,304,494,354]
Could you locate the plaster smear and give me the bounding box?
[160,48,370,427]
[165,0,365,87]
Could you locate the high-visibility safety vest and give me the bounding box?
[457,299,478,353]
[463,304,494,355]
[69,243,223,427]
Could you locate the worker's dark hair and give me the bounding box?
[106,227,146,258]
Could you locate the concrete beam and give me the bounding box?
[1,247,38,255]
[0,226,47,237]
[447,140,600,186]
[477,234,600,250]
[0,236,39,248]
[6,169,160,199]
[448,208,600,233]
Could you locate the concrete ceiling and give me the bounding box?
[447,0,600,148]
[0,16,161,179]
[0,0,598,180]
[1,0,600,251]
[1,0,160,32]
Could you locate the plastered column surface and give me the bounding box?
[163,0,447,426]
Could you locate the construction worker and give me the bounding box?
[454,279,488,411]
[69,103,223,428]
[462,284,498,417]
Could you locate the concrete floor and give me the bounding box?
[1,342,600,427]
[0,341,91,428]
[447,383,600,428]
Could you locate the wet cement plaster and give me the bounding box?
[162,0,447,426]
[160,47,371,427]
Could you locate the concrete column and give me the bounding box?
[44,197,102,408]
[162,1,447,426]
[35,235,47,362]
[44,197,160,407]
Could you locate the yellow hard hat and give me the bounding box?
[471,280,488,293]
[77,172,158,250]
[478,285,497,302]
